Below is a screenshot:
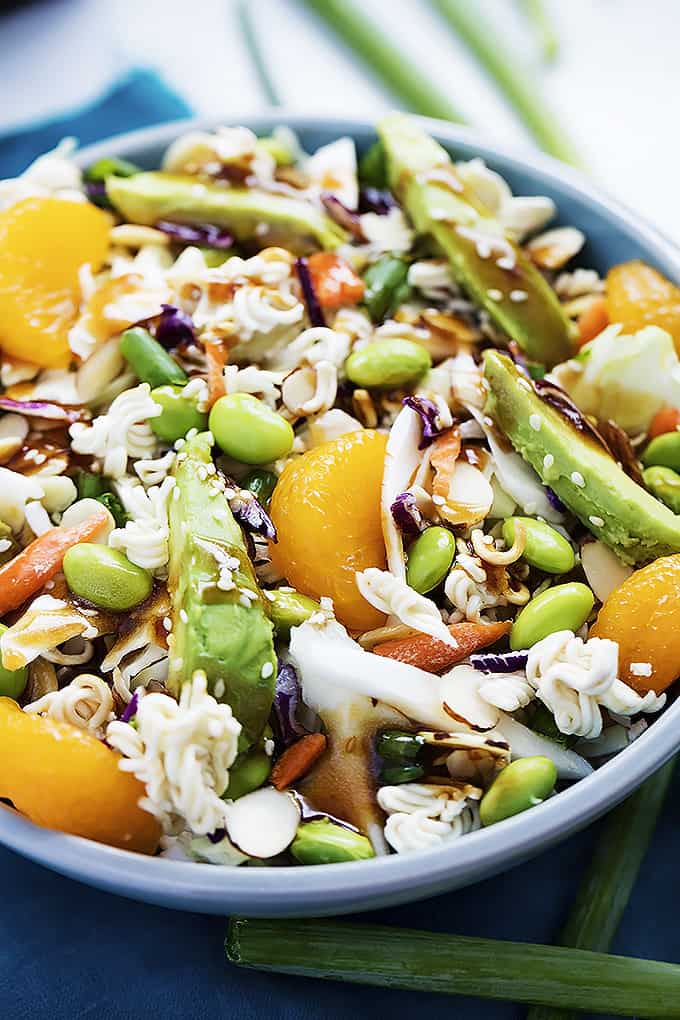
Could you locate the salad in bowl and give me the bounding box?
[0,113,679,872]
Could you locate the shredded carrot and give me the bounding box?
[577,296,608,347]
[649,406,680,440]
[271,732,328,790]
[307,252,365,308]
[205,341,228,407]
[430,428,462,499]
[373,620,511,674]
[0,506,110,616]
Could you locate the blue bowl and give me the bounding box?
[2,114,679,917]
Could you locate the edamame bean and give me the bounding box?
[209,393,294,465]
[502,517,575,574]
[346,338,431,389]
[150,385,208,442]
[84,156,140,182]
[243,468,278,506]
[509,581,594,650]
[0,624,28,701]
[641,431,680,472]
[63,543,153,611]
[266,588,321,639]
[406,526,455,593]
[225,751,272,800]
[120,327,188,388]
[377,730,425,761]
[362,255,411,322]
[643,465,680,514]
[290,819,375,864]
[480,756,557,826]
[380,763,426,784]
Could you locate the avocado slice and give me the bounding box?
[167,432,276,746]
[377,114,573,368]
[483,349,680,565]
[106,172,348,253]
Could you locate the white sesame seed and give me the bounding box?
[589,515,604,527]
[214,678,225,698]
[529,414,542,432]
[264,738,275,757]
[186,428,198,440]
[487,288,503,301]
[543,453,554,470]
[571,471,585,488]
[432,494,445,506]
[497,256,515,271]
[162,616,172,631]
[261,661,274,679]
[510,289,528,303]
[629,661,653,677]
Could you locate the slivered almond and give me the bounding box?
[373,620,511,674]
[271,732,328,790]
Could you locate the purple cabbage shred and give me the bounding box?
[470,650,529,673]
[359,187,396,215]
[155,304,196,349]
[390,492,423,536]
[231,493,277,542]
[85,180,107,204]
[273,661,307,746]
[545,486,566,513]
[295,256,326,328]
[321,193,364,239]
[402,395,445,449]
[207,827,227,844]
[155,220,233,250]
[0,396,81,423]
[120,691,139,724]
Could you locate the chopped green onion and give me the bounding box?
[299,0,466,123]
[527,757,676,1020]
[430,0,581,165]
[226,917,680,1015]
[517,0,559,64]
[236,0,283,107]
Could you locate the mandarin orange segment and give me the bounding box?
[0,197,110,368]
[590,554,680,695]
[606,260,680,354]
[269,429,388,631]
[0,698,159,853]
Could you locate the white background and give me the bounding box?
[1,0,679,237]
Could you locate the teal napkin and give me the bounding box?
[0,68,192,177]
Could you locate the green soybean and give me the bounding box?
[643,465,680,514]
[150,385,208,442]
[290,819,375,864]
[362,256,411,322]
[406,526,455,593]
[0,624,28,701]
[641,430,680,472]
[377,730,425,761]
[380,763,426,784]
[266,589,320,639]
[480,756,557,826]
[120,327,188,388]
[225,751,272,800]
[63,543,153,612]
[209,393,294,465]
[85,156,140,182]
[243,468,278,506]
[502,516,574,575]
[509,581,594,650]
[346,338,431,389]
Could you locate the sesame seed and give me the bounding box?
[487,288,503,301]
[214,678,225,698]
[543,453,554,470]
[162,616,172,631]
[571,471,585,488]
[589,515,604,527]
[497,256,515,271]
[264,738,275,757]
[629,661,653,677]
[529,414,542,432]
[261,661,274,679]
[510,289,528,303]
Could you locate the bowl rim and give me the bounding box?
[2,111,679,916]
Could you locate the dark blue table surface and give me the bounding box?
[2,764,679,1020]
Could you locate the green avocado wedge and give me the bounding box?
[378,114,573,367]
[167,432,277,747]
[106,172,348,253]
[483,350,680,566]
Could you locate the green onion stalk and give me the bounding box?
[431,0,581,165]
[517,0,559,64]
[300,0,466,123]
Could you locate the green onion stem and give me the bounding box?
[518,0,559,64]
[431,0,581,165]
[227,917,680,1016]
[527,756,677,1020]
[299,0,466,123]
[236,0,283,107]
